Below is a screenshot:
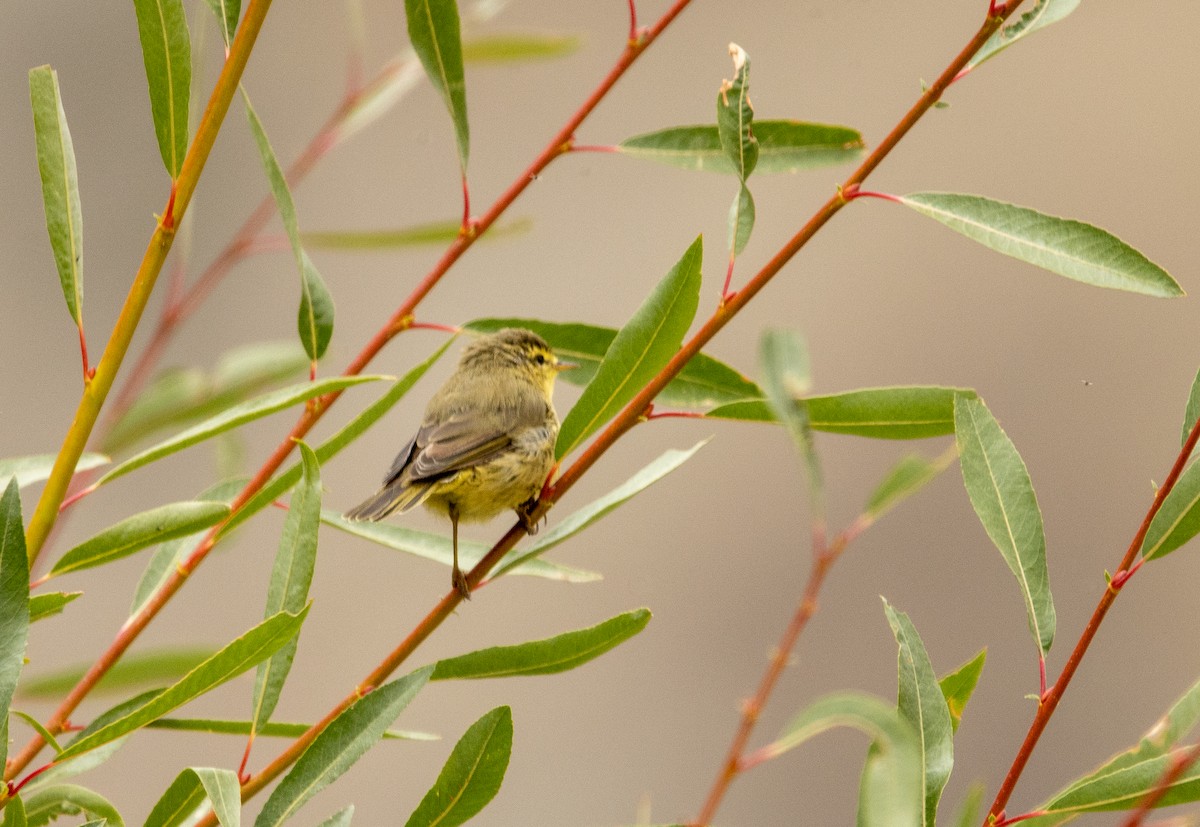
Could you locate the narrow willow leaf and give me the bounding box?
[22,784,123,827]
[1026,747,1200,818]
[938,648,986,734]
[759,329,813,453]
[254,667,432,827]
[1184,366,1200,448]
[404,706,511,827]
[222,342,452,536]
[302,217,531,250]
[494,441,705,578]
[462,33,580,62]
[319,511,599,583]
[556,236,703,459]
[898,193,1182,298]
[56,609,307,761]
[1023,675,1200,827]
[432,610,650,680]
[48,501,230,577]
[708,386,977,439]
[105,341,308,453]
[133,0,191,177]
[883,600,953,827]
[10,710,63,755]
[0,453,107,489]
[865,455,942,521]
[955,395,1055,654]
[144,767,240,827]
[298,250,335,361]
[716,44,757,181]
[0,481,30,765]
[967,0,1081,72]
[467,318,761,410]
[765,693,920,827]
[29,66,84,329]
[405,0,469,168]
[27,693,154,787]
[617,120,864,174]
[728,183,755,255]
[130,478,246,618]
[29,591,82,623]
[147,718,437,741]
[1142,460,1200,561]
[19,648,215,699]
[243,91,336,361]
[202,0,240,49]
[1,794,25,827]
[950,783,985,827]
[316,806,354,827]
[93,376,381,489]
[251,444,321,736]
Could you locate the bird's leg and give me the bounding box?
[449,503,471,599]
[515,498,542,535]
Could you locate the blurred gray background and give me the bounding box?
[3,1,1199,824]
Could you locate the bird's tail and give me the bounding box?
[344,479,432,522]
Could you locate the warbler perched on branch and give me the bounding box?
[345,328,574,598]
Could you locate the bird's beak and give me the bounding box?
[555,360,579,372]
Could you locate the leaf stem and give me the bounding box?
[21,0,278,567]
[985,414,1200,823]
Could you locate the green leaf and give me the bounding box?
[865,454,943,521]
[254,667,432,827]
[130,479,246,618]
[617,120,864,174]
[708,386,976,439]
[467,318,761,410]
[949,783,985,827]
[23,784,123,827]
[405,0,469,169]
[759,329,814,451]
[132,0,191,177]
[1142,460,1200,561]
[222,342,453,537]
[302,217,531,250]
[319,510,599,583]
[0,480,30,765]
[316,806,354,827]
[48,501,230,577]
[1,794,25,827]
[201,0,240,49]
[556,236,703,459]
[1184,365,1200,447]
[144,767,240,827]
[967,0,1081,72]
[29,66,84,330]
[883,600,953,827]
[147,718,437,741]
[404,706,511,827]
[29,591,82,623]
[19,648,215,699]
[0,454,107,489]
[716,43,757,182]
[765,693,920,827]
[938,649,986,734]
[56,609,307,761]
[897,193,1182,298]
[461,33,580,63]
[954,394,1055,655]
[104,341,308,453]
[728,183,755,256]
[92,376,382,490]
[251,444,321,736]
[493,441,706,578]
[432,610,650,680]
[243,91,336,362]
[10,710,63,755]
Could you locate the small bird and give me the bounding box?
[345,328,573,598]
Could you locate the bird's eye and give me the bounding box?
[534,353,546,365]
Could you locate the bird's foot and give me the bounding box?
[452,567,472,600]
[516,499,543,535]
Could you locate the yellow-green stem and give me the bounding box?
[23,0,276,564]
